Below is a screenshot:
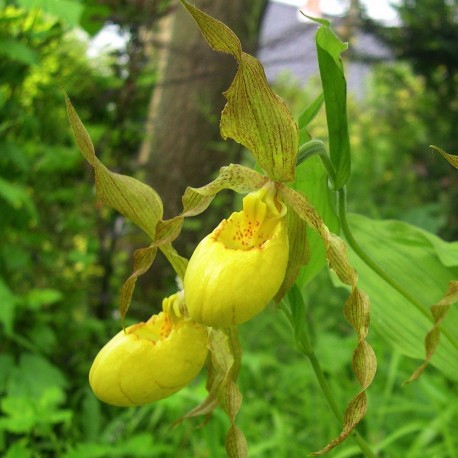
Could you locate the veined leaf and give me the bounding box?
[66,96,163,239]
[279,185,376,454]
[314,21,351,189]
[430,145,458,169]
[180,0,298,183]
[346,213,458,381]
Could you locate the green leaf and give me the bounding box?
[315,23,351,189]
[3,440,32,458]
[6,353,68,398]
[300,13,331,27]
[18,0,83,26]
[66,95,163,239]
[430,145,458,169]
[0,387,71,435]
[0,177,36,217]
[346,213,458,381]
[285,284,309,353]
[0,38,39,65]
[180,1,298,182]
[23,288,63,310]
[298,92,324,143]
[0,397,36,434]
[0,354,15,392]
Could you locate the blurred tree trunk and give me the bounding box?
[139,0,268,218]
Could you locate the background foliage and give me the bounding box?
[1,0,457,457]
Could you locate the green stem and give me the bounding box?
[307,352,377,458]
[297,140,337,186]
[280,303,377,458]
[338,188,431,320]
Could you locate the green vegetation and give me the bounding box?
[1,1,457,457]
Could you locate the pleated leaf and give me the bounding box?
[279,185,376,454]
[66,96,163,239]
[314,19,351,189]
[430,145,458,169]
[406,281,458,383]
[345,213,458,381]
[180,1,298,182]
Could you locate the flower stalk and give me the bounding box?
[280,295,377,458]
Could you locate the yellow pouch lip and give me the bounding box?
[89,295,209,407]
[184,183,289,327]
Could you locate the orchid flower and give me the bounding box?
[89,292,208,407]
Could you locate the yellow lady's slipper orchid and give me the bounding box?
[184,182,289,327]
[89,292,208,407]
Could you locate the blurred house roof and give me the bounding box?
[258,1,392,97]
